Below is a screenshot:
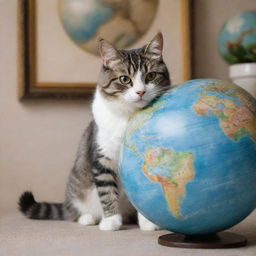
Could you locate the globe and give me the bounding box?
[58,0,159,55]
[218,11,256,64]
[119,79,256,235]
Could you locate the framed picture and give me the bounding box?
[17,0,191,99]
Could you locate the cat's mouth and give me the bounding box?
[133,98,150,108]
[122,92,151,108]
[136,98,146,102]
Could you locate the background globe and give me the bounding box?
[218,11,256,64]
[58,0,159,55]
[119,79,256,235]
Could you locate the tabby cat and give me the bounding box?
[19,32,171,231]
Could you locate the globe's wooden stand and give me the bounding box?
[158,232,247,249]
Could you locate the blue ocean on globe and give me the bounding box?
[119,79,256,235]
[218,11,256,64]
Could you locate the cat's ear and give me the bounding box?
[143,32,163,59]
[98,39,120,68]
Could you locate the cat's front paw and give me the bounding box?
[138,212,161,231]
[99,214,122,231]
[78,214,98,226]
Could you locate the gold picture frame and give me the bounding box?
[17,0,191,99]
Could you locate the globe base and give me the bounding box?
[158,232,247,249]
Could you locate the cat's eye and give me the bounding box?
[119,75,131,85]
[146,72,156,81]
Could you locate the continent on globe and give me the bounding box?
[194,81,256,143]
[124,99,166,154]
[142,147,195,220]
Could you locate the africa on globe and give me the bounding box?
[119,79,256,235]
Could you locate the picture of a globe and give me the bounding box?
[119,79,256,235]
[218,11,256,64]
[58,0,159,55]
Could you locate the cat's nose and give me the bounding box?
[136,91,145,96]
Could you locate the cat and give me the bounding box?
[18,32,172,231]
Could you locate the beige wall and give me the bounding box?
[1,0,256,215]
[0,0,92,214]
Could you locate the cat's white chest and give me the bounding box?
[92,90,133,169]
[97,116,128,165]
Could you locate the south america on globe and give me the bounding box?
[119,79,256,235]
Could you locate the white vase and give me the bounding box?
[229,63,256,98]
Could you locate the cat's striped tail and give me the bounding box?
[18,191,66,220]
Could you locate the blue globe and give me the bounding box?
[119,79,256,235]
[58,0,158,55]
[218,11,256,64]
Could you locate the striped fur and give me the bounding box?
[18,32,172,230]
[19,192,65,220]
[98,35,171,103]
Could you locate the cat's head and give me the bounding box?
[97,32,171,108]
